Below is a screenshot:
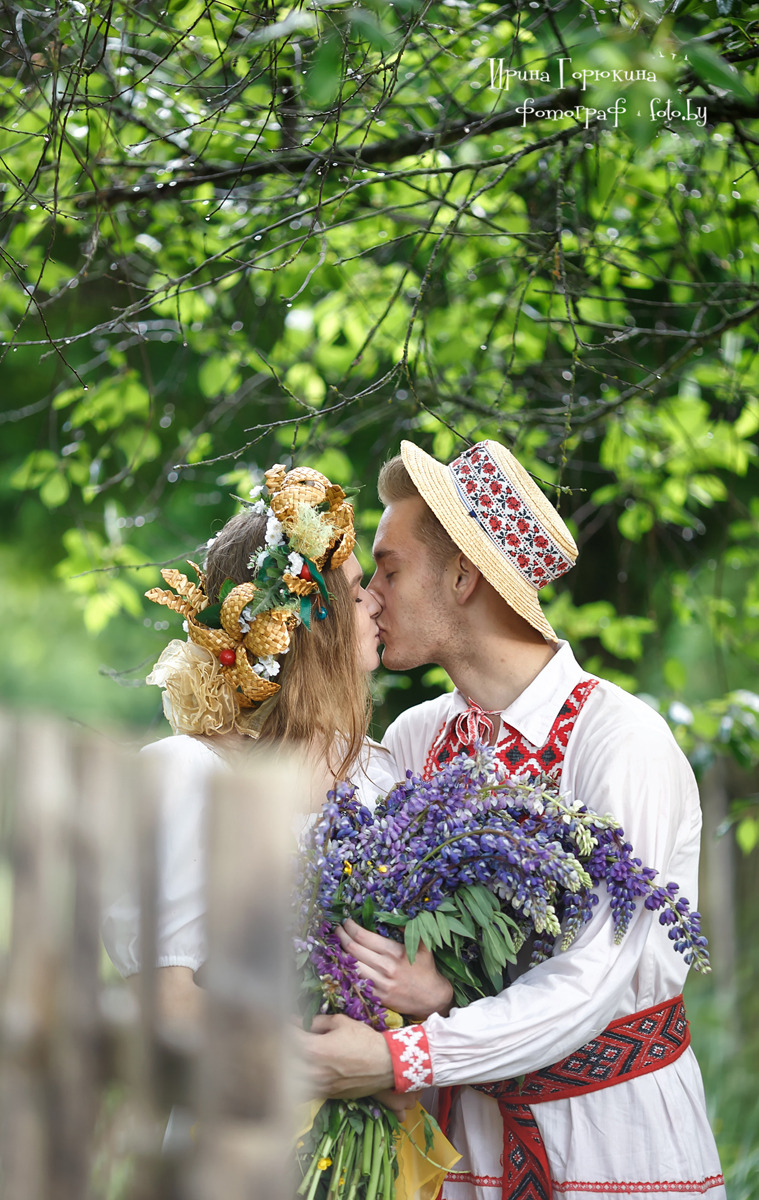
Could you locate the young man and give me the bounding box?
[303,439,725,1200]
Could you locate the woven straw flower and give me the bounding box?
[146,564,281,705]
[266,466,355,570]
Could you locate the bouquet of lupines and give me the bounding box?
[294,744,709,1200]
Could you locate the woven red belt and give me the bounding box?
[440,994,690,1200]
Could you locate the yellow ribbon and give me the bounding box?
[295,1099,461,1199]
[394,1101,462,1200]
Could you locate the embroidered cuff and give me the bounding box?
[382,1024,432,1093]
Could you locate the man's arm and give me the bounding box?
[303,714,701,1097]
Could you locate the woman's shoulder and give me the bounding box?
[140,733,225,764]
[139,734,229,791]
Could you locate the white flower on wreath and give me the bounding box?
[249,484,264,500]
[238,604,255,634]
[254,547,269,570]
[288,550,305,575]
[265,513,286,548]
[249,498,268,516]
[253,654,281,679]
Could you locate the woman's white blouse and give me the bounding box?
[101,735,400,978]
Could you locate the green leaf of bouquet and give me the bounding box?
[491,912,519,960]
[328,1102,342,1138]
[373,910,407,927]
[460,884,498,927]
[432,911,453,948]
[482,922,511,971]
[347,1112,364,1135]
[421,1109,440,1155]
[444,914,477,939]
[404,916,422,964]
[480,929,506,991]
[361,897,376,931]
[452,897,476,936]
[434,945,483,991]
[301,993,322,1030]
[417,910,442,949]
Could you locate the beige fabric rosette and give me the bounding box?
[146,640,276,738]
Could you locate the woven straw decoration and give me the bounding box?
[187,620,236,658]
[233,646,281,703]
[145,561,209,621]
[327,503,356,568]
[282,572,319,597]
[243,608,295,657]
[271,481,328,526]
[144,586,189,616]
[219,581,259,638]
[264,463,288,494]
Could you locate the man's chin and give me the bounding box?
[380,645,419,672]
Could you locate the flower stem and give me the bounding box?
[364,1123,385,1200]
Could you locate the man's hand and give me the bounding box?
[295,1013,395,1099]
[336,918,453,1020]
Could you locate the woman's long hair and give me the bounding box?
[204,510,369,779]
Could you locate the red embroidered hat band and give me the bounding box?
[449,444,574,589]
[400,439,578,642]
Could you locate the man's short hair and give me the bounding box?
[377,454,459,573]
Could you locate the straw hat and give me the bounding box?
[400,439,577,642]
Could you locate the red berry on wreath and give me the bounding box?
[300,563,312,581]
[219,648,236,665]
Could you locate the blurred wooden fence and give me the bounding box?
[0,712,300,1200]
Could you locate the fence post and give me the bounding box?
[188,753,300,1200]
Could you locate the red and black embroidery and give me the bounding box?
[468,997,692,1200]
[449,444,574,590]
[423,678,599,782]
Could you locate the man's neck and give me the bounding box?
[444,637,557,713]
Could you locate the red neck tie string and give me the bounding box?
[451,698,500,751]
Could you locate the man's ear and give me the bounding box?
[451,553,482,605]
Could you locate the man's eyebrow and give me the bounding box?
[373,547,397,562]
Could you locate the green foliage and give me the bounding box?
[1,0,757,769]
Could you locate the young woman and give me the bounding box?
[101,462,447,1029]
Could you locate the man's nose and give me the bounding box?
[366,572,383,609]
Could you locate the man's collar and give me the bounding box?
[449,641,588,748]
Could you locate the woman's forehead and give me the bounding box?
[342,551,363,584]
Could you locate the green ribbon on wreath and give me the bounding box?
[299,557,329,629]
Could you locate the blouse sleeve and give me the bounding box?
[391,710,701,1090]
[101,735,217,978]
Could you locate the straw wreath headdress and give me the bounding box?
[400,440,577,642]
[144,463,356,736]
